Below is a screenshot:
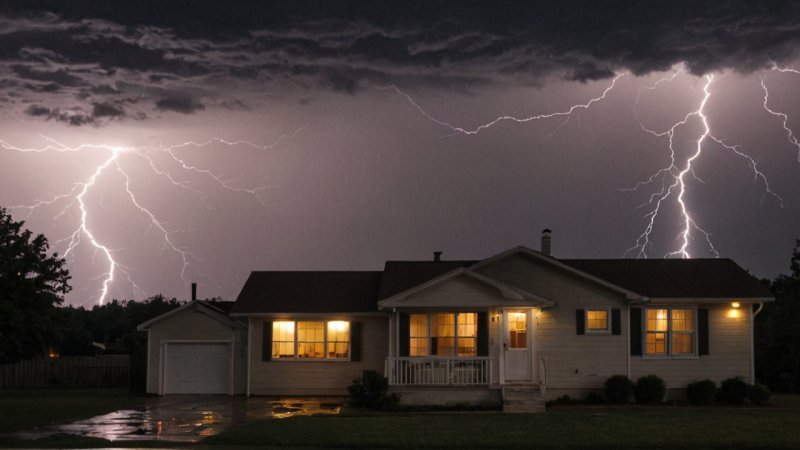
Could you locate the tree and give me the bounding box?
[0,207,71,363]
[755,240,800,392]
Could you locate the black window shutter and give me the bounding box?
[630,308,642,356]
[576,309,585,335]
[611,309,621,335]
[350,321,363,361]
[477,312,489,356]
[698,308,709,356]
[431,337,439,355]
[262,321,272,362]
[398,313,410,357]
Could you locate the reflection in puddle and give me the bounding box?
[270,398,342,419]
[12,396,344,443]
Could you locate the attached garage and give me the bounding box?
[138,301,247,395]
[163,342,231,394]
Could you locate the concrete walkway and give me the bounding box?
[13,396,344,443]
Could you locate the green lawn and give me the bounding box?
[0,388,142,434]
[204,395,800,449]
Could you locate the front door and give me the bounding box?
[503,309,532,381]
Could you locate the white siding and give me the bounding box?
[631,304,752,388]
[249,315,388,395]
[146,306,246,395]
[477,253,629,395]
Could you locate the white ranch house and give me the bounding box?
[139,231,772,411]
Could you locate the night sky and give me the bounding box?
[2,1,800,307]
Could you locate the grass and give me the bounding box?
[203,395,800,449]
[0,388,142,434]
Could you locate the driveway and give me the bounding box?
[13,396,344,443]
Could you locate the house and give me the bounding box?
[139,231,773,410]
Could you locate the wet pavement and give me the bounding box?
[12,396,344,443]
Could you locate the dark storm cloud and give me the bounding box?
[2,1,800,124]
[91,101,123,118]
[155,96,205,114]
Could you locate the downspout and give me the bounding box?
[626,303,631,379]
[246,317,251,397]
[750,303,764,384]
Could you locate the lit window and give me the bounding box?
[409,314,429,356]
[509,311,527,349]
[272,321,295,359]
[586,310,609,332]
[272,320,350,360]
[327,321,350,358]
[297,321,325,358]
[645,308,695,356]
[457,313,478,356]
[432,313,456,356]
[407,312,480,356]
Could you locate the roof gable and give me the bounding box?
[137,300,243,330]
[378,267,556,309]
[469,246,646,301]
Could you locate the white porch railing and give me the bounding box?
[386,357,492,386]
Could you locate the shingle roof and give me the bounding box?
[230,271,383,314]
[561,258,772,299]
[231,256,772,314]
[378,261,477,300]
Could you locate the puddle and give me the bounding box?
[12,396,345,443]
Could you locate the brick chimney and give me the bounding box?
[191,282,197,301]
[541,229,552,256]
[433,251,442,262]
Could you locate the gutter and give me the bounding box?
[750,302,764,384]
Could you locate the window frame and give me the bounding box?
[407,312,479,357]
[271,319,351,362]
[643,306,698,358]
[585,308,611,334]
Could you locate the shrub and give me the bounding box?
[748,383,771,406]
[634,374,666,404]
[583,391,605,404]
[718,377,748,405]
[604,375,634,404]
[686,379,717,405]
[348,370,399,409]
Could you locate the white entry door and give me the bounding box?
[503,310,532,382]
[163,342,231,394]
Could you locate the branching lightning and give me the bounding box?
[391,72,626,136]
[394,67,796,260]
[762,67,800,162]
[1,130,301,305]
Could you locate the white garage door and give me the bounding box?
[164,343,231,394]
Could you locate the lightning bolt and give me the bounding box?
[626,73,783,259]
[393,67,788,260]
[391,72,626,136]
[1,130,300,305]
[762,67,800,162]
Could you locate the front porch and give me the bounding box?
[386,356,492,386]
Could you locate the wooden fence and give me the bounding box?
[0,355,130,388]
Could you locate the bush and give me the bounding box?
[348,370,399,409]
[718,377,748,405]
[748,383,771,406]
[604,375,634,404]
[634,374,666,403]
[686,379,717,405]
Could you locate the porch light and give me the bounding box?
[731,302,740,308]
